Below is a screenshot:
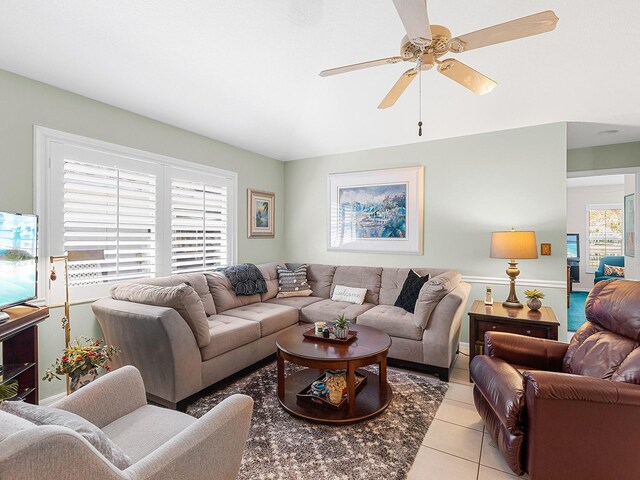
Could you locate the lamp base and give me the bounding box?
[502,300,523,309]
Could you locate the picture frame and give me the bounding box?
[624,193,635,257]
[327,166,424,254]
[248,189,275,238]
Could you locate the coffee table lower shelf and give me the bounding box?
[278,368,393,424]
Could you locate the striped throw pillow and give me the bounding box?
[276,264,313,298]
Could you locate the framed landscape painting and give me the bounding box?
[327,166,424,254]
[625,193,635,257]
[248,189,275,238]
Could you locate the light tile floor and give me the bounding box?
[405,349,529,480]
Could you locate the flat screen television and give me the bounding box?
[567,233,580,260]
[0,211,38,309]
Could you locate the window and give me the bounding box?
[587,204,623,271]
[36,127,236,301]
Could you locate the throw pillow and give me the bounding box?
[413,271,462,329]
[110,282,210,348]
[604,264,625,277]
[222,263,268,296]
[1,401,132,470]
[331,285,368,305]
[276,264,313,298]
[394,270,430,313]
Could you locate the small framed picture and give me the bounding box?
[248,189,275,238]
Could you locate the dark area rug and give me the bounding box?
[186,362,447,480]
[568,291,588,332]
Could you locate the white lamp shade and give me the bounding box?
[490,231,538,259]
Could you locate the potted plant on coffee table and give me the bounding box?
[333,314,350,339]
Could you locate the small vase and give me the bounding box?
[527,298,542,311]
[334,326,349,339]
[70,367,99,393]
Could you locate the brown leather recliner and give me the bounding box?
[470,279,640,480]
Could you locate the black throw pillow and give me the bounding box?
[394,270,430,313]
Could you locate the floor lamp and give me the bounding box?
[50,249,104,394]
[490,229,538,308]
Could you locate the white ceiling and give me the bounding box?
[1,1,639,161]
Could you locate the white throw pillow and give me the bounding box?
[331,285,367,305]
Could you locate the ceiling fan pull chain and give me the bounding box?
[418,69,423,136]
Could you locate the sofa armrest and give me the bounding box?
[421,282,471,368]
[126,394,254,480]
[523,371,640,479]
[92,298,203,406]
[485,332,568,372]
[52,365,147,429]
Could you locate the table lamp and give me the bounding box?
[490,229,538,308]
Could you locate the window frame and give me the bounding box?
[34,126,238,303]
[585,202,623,274]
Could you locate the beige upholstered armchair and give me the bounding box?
[0,366,253,480]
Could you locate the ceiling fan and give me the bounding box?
[319,0,559,109]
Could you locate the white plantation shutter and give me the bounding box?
[171,179,229,273]
[63,160,157,286]
[43,133,236,302]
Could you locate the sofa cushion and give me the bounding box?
[266,296,325,311]
[331,266,383,304]
[379,267,448,305]
[222,263,268,296]
[2,401,132,469]
[394,270,430,313]
[220,303,298,337]
[356,305,423,341]
[276,264,312,298]
[205,272,261,313]
[0,410,35,442]
[102,404,196,463]
[585,279,640,341]
[200,315,261,360]
[134,273,216,316]
[258,262,281,301]
[111,282,211,348]
[413,271,462,329]
[304,264,337,298]
[300,299,375,324]
[331,285,367,305]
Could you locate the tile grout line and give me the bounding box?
[422,446,482,467]
[431,417,483,432]
[476,425,485,480]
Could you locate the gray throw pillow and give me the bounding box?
[276,264,313,298]
[2,401,132,470]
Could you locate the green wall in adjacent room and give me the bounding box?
[568,142,640,172]
[284,123,569,344]
[0,68,286,400]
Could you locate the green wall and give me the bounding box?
[568,142,640,172]
[284,123,569,344]
[0,69,286,400]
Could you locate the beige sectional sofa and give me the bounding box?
[93,263,470,408]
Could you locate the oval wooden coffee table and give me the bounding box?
[276,324,393,424]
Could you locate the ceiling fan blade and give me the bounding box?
[393,0,432,47]
[448,10,559,53]
[378,68,418,109]
[437,59,497,95]
[319,56,403,77]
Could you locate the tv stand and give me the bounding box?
[20,301,42,309]
[0,306,49,404]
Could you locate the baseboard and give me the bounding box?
[40,392,65,406]
[572,288,591,293]
[459,341,469,351]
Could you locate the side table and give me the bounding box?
[468,300,559,369]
